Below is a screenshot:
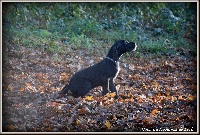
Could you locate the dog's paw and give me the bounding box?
[114,94,119,99]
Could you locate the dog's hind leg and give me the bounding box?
[71,80,92,98]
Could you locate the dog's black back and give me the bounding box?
[59,40,137,98]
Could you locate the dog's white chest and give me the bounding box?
[114,62,120,79]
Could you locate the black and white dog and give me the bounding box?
[59,40,137,98]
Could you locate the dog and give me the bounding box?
[58,40,137,98]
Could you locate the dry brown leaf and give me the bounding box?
[36,73,43,79]
[138,99,143,103]
[40,78,49,83]
[128,93,134,98]
[129,98,134,102]
[61,72,67,76]
[39,85,45,93]
[165,91,170,96]
[178,96,185,100]
[171,96,175,102]
[39,85,45,90]
[79,107,89,114]
[132,75,137,80]
[60,72,70,82]
[104,92,116,98]
[7,85,13,91]
[25,83,31,87]
[151,109,158,116]
[152,82,159,87]
[85,96,94,101]
[45,127,52,132]
[105,120,111,129]
[188,95,195,101]
[20,87,25,92]
[50,101,59,107]
[185,77,192,81]
[142,117,155,127]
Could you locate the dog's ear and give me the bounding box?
[116,45,119,54]
[110,44,119,60]
[116,44,119,50]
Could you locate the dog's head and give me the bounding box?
[114,40,137,54]
[107,40,137,61]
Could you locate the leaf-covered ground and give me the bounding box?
[2,44,197,132]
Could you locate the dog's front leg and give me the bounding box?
[102,79,109,96]
[109,79,118,98]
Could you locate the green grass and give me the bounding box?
[9,25,195,57]
[3,3,196,57]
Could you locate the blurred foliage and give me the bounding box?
[2,2,197,55]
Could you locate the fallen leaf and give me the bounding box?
[151,109,158,116]
[7,85,13,91]
[60,72,70,82]
[25,83,31,87]
[165,91,170,96]
[178,96,185,100]
[39,85,45,90]
[50,101,59,107]
[171,96,175,102]
[152,82,159,87]
[185,77,192,81]
[104,92,116,98]
[105,120,111,129]
[61,72,67,76]
[85,96,94,101]
[188,95,195,101]
[142,117,155,127]
[20,87,25,92]
[132,75,137,80]
[75,119,80,125]
[79,107,89,114]
[45,127,52,132]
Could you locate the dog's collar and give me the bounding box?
[106,57,117,63]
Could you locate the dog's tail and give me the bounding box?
[58,84,69,95]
